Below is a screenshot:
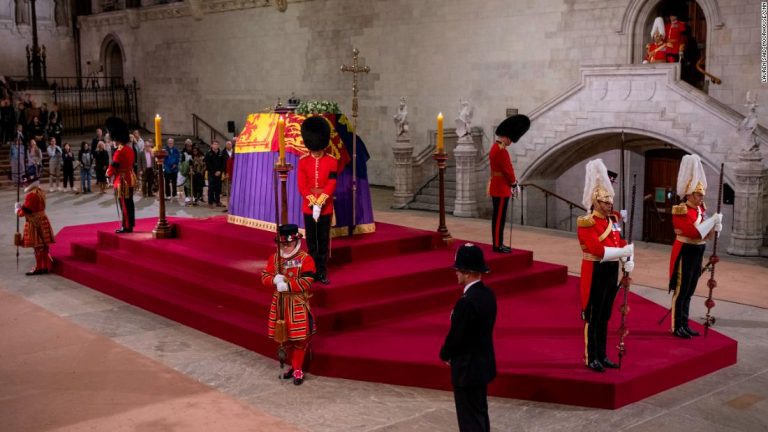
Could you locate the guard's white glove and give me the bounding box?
[276,281,289,292]
[14,202,21,213]
[511,184,521,198]
[620,209,628,221]
[601,244,633,262]
[273,274,286,285]
[623,259,634,273]
[312,205,321,221]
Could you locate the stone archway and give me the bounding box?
[515,64,766,187]
[514,64,767,253]
[617,0,724,64]
[100,34,125,85]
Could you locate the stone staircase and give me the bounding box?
[408,166,456,213]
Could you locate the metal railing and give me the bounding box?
[3,76,139,134]
[519,183,587,232]
[53,78,140,134]
[192,113,231,146]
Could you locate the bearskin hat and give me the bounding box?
[301,116,331,152]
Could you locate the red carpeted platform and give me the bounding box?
[51,216,737,409]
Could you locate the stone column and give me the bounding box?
[453,134,479,217]
[728,150,765,256]
[391,136,414,209]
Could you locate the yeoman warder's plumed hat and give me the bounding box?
[453,243,490,274]
[105,117,130,145]
[495,114,530,143]
[301,116,331,152]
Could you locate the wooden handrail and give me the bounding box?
[521,182,587,212]
[696,57,722,85]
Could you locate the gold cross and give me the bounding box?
[340,48,371,119]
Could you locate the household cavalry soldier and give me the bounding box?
[488,114,529,253]
[668,154,722,339]
[105,117,137,233]
[297,116,338,285]
[15,167,56,275]
[261,224,317,386]
[577,159,634,372]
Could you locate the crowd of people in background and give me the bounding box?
[3,91,236,209]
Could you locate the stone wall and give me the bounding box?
[0,0,76,78]
[74,0,764,188]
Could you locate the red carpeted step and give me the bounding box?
[94,230,268,285]
[55,254,275,355]
[312,248,533,308]
[309,277,738,409]
[51,218,738,409]
[316,261,566,332]
[175,217,441,265]
[93,248,272,316]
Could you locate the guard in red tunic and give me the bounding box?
[297,116,338,284]
[645,17,668,63]
[577,159,634,372]
[664,10,687,63]
[668,154,722,339]
[15,167,55,275]
[105,117,137,233]
[488,114,529,253]
[261,224,317,386]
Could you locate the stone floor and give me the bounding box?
[0,185,766,431]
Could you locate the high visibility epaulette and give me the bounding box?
[577,214,595,228]
[672,203,688,215]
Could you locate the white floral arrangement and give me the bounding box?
[295,100,341,115]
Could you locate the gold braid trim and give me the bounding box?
[577,215,595,228]
[672,203,688,215]
[316,193,329,207]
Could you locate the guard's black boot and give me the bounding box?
[683,326,700,337]
[673,328,692,339]
[281,368,294,380]
[601,358,620,369]
[587,360,605,372]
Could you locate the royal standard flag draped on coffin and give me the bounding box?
[228,112,375,236]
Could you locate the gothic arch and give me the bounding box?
[100,33,125,81]
[522,127,727,183]
[617,0,724,64]
[513,64,765,189]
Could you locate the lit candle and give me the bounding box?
[154,114,162,151]
[436,112,444,154]
[278,115,286,164]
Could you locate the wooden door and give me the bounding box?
[643,149,688,244]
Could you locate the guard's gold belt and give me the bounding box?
[676,235,705,245]
[492,172,504,177]
[582,253,601,262]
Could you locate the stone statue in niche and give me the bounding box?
[738,91,761,153]
[54,0,67,27]
[393,97,409,138]
[455,99,473,137]
[15,0,29,25]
